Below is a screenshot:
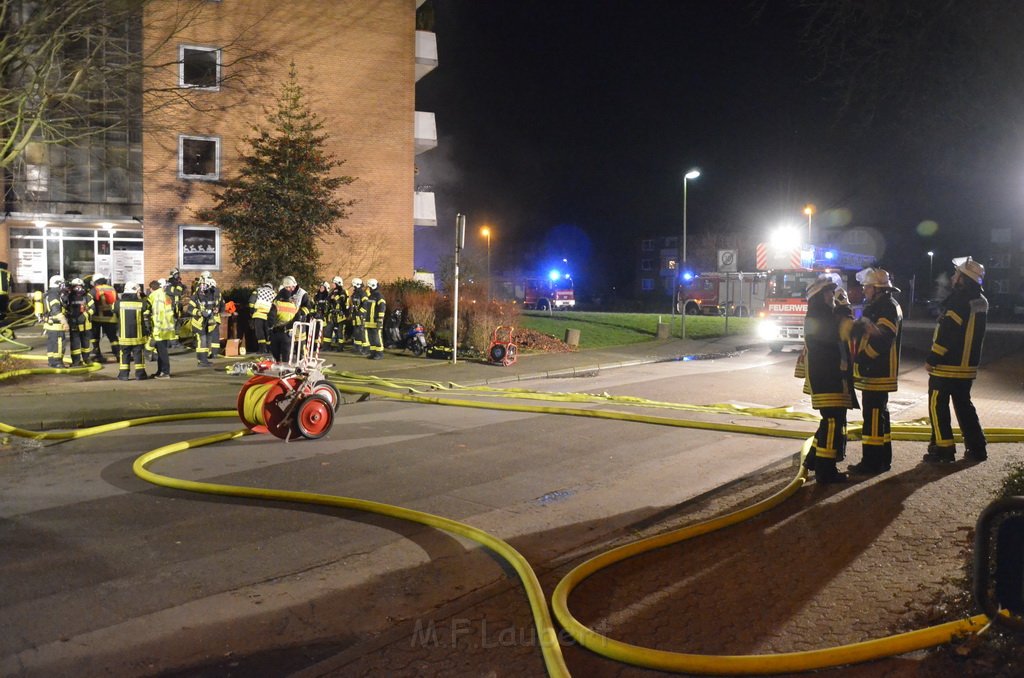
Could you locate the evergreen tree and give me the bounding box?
[197,62,356,286]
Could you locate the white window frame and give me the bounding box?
[641,278,655,291]
[179,224,221,271]
[179,44,222,90]
[178,134,221,180]
[641,239,654,252]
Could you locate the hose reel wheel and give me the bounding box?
[295,394,334,439]
[311,380,342,412]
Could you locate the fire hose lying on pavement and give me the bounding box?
[1,362,1022,676]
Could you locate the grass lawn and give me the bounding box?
[516,311,757,350]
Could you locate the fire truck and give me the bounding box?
[676,271,767,316]
[754,243,875,352]
[498,272,576,310]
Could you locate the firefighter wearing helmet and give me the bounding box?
[313,280,331,322]
[43,275,69,368]
[247,282,276,356]
[266,275,312,362]
[847,268,903,476]
[113,282,151,380]
[923,256,989,464]
[800,272,858,483]
[89,273,119,363]
[66,278,95,367]
[186,273,223,367]
[166,268,187,343]
[324,276,348,351]
[360,278,387,360]
[349,277,369,354]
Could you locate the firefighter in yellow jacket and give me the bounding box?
[43,275,69,368]
[266,276,312,362]
[247,282,276,356]
[923,256,989,464]
[114,282,151,380]
[148,280,177,378]
[801,273,858,483]
[66,278,95,367]
[186,274,223,367]
[848,268,903,475]
[361,278,387,360]
[90,273,119,363]
[349,277,368,355]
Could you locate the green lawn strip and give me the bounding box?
[516,312,757,349]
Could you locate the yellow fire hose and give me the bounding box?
[1,363,1020,676]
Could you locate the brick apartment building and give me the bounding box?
[1,0,438,292]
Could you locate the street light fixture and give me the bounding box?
[481,226,492,302]
[927,250,934,282]
[803,204,815,244]
[681,168,701,338]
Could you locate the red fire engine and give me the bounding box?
[676,271,767,316]
[755,243,875,352]
[513,274,575,311]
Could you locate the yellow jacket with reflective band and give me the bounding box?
[149,288,177,341]
[926,287,987,379]
[43,289,68,332]
[854,292,903,392]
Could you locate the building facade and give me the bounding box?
[1,0,437,292]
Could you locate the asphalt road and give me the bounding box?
[2,348,811,677]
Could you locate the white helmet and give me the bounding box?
[367,278,378,290]
[281,275,297,288]
[320,280,330,289]
[70,278,84,287]
[92,272,107,283]
[206,278,217,288]
[332,276,343,286]
[49,275,64,288]
[201,270,211,280]
[352,277,362,288]
[125,282,140,295]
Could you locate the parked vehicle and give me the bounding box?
[676,271,767,317]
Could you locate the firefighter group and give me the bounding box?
[798,256,989,483]
[38,272,388,381]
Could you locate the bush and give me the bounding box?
[460,300,520,355]
[998,461,1024,498]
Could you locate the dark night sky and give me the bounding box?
[413,1,1022,298]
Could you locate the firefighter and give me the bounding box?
[848,268,903,475]
[166,268,187,345]
[90,273,119,363]
[66,278,95,367]
[324,276,348,351]
[313,281,331,320]
[923,256,989,464]
[43,275,69,368]
[114,282,151,380]
[0,261,10,322]
[800,273,858,483]
[349,277,368,355]
[186,274,223,367]
[267,275,311,362]
[148,280,176,378]
[247,282,276,356]
[361,278,386,360]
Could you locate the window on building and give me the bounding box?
[641,278,654,291]
[991,228,1012,245]
[990,252,1011,269]
[665,237,678,248]
[179,135,220,180]
[180,46,221,89]
[641,259,653,271]
[641,239,654,252]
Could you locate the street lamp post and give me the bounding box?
[481,226,492,303]
[927,250,934,285]
[804,204,815,244]
[681,168,701,339]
